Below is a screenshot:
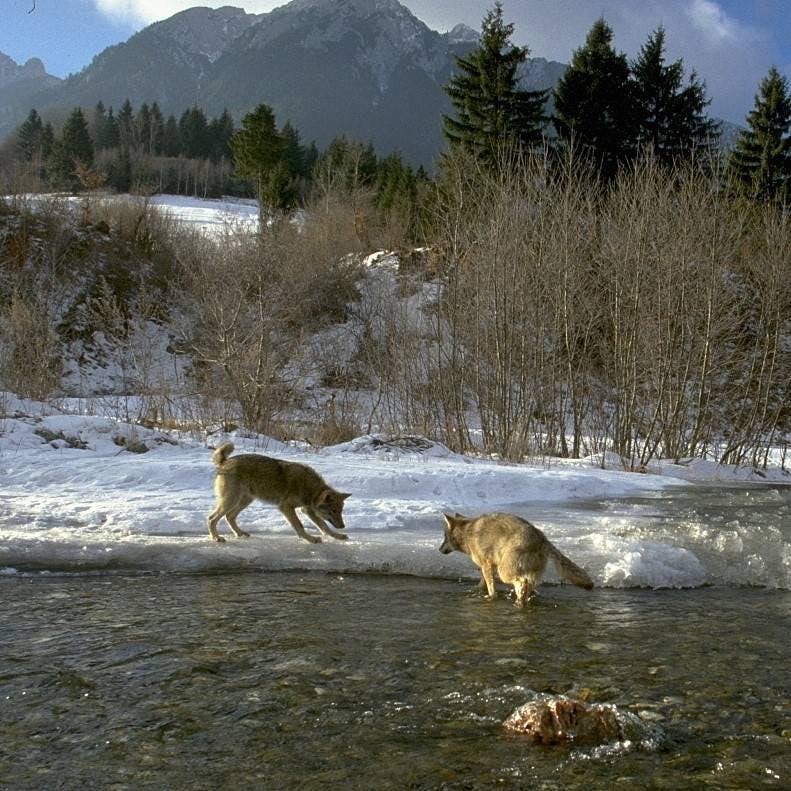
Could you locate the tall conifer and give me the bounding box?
[553,19,633,178]
[443,2,546,164]
[729,67,791,203]
[631,27,718,166]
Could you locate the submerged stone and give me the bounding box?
[503,695,659,748]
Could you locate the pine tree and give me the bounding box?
[443,2,546,164]
[17,109,44,161]
[103,108,120,150]
[208,109,235,161]
[61,107,94,167]
[117,99,135,148]
[231,104,286,214]
[137,103,152,155]
[728,66,791,203]
[553,18,634,178]
[631,27,718,166]
[162,115,181,157]
[314,136,378,193]
[281,121,306,177]
[149,103,165,155]
[92,101,108,150]
[374,152,417,213]
[40,122,54,160]
[179,106,209,158]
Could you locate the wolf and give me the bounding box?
[207,442,351,544]
[438,512,594,605]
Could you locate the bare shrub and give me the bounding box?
[0,293,62,399]
[172,214,363,433]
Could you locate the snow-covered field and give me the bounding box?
[2,394,789,589]
[149,194,260,234]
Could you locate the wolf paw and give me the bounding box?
[305,535,322,544]
[333,533,349,541]
[211,535,226,543]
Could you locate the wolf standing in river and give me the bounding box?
[439,512,594,605]
[207,443,351,543]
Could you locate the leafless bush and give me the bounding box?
[355,146,789,466]
[0,293,62,400]
[172,214,362,433]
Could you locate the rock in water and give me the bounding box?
[503,697,623,745]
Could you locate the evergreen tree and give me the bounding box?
[17,109,44,161]
[443,2,546,164]
[149,102,165,155]
[631,27,718,166]
[46,139,72,188]
[265,160,296,211]
[162,115,181,157]
[303,141,319,176]
[106,148,132,193]
[231,104,286,213]
[374,152,417,213]
[103,108,120,150]
[281,121,306,177]
[117,99,135,148]
[315,136,378,193]
[92,101,108,150]
[61,107,94,167]
[728,66,791,203]
[208,109,235,160]
[40,122,54,159]
[137,103,152,155]
[553,18,634,178]
[179,106,209,158]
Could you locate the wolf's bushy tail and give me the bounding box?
[212,442,235,466]
[548,544,594,590]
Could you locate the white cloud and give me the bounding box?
[92,1,283,24]
[686,0,739,44]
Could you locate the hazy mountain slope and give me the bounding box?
[0,52,62,135]
[0,1,562,165]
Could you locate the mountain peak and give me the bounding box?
[287,0,411,13]
[0,50,56,88]
[445,23,479,43]
[151,5,264,61]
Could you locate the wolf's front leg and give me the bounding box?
[304,507,348,541]
[280,505,322,544]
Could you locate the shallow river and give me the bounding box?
[1,487,790,789]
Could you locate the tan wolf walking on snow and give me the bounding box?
[207,443,351,543]
[439,512,594,605]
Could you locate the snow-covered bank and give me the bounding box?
[2,397,789,589]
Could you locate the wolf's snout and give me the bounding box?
[438,539,452,554]
[331,515,346,531]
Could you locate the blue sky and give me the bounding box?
[2,0,789,124]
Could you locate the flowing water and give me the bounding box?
[1,486,790,789]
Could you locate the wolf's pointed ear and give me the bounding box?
[318,489,332,504]
[443,513,456,527]
[340,492,352,500]
[454,512,468,520]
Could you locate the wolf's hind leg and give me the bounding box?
[226,495,254,538]
[481,565,497,599]
[207,505,227,543]
[305,507,348,541]
[280,504,322,544]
